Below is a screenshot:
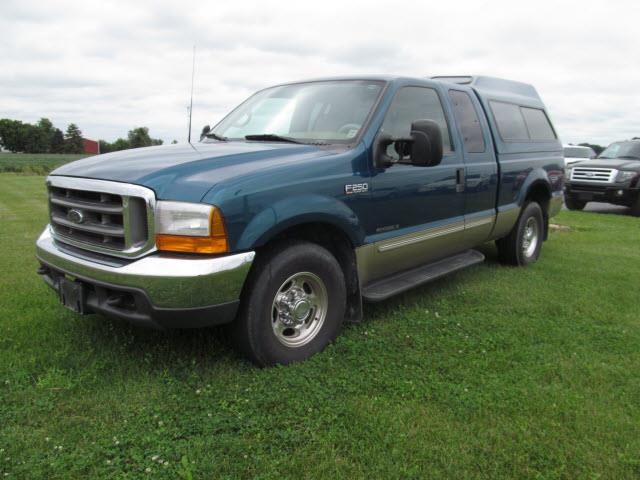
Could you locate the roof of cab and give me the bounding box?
[268,74,547,109]
[432,75,544,108]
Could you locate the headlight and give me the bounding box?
[155,201,228,254]
[616,171,638,182]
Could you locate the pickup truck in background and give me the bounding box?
[36,75,564,366]
[564,139,640,215]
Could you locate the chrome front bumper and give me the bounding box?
[36,227,255,328]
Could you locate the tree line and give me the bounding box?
[0,118,80,154]
[99,127,164,153]
[0,118,167,154]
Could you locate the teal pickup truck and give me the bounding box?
[36,75,563,365]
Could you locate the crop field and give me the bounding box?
[0,173,639,479]
[0,153,90,175]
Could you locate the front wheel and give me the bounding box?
[231,241,346,366]
[496,202,544,266]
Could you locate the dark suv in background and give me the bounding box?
[564,139,640,215]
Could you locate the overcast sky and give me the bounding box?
[1,0,638,146]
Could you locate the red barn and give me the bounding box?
[82,138,99,154]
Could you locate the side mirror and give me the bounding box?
[374,119,443,168]
[200,125,211,141]
[407,120,443,167]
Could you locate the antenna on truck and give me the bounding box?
[187,45,196,144]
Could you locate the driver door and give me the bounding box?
[366,84,467,281]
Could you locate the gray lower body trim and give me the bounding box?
[377,221,466,253]
[357,214,495,285]
[488,204,521,240]
[464,211,496,246]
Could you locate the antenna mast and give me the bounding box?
[187,45,196,143]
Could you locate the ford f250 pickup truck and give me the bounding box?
[36,75,564,366]
[564,139,640,215]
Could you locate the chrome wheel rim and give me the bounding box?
[271,272,328,348]
[522,217,539,258]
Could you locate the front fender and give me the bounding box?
[235,194,365,250]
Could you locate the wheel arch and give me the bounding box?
[522,179,552,240]
[235,194,366,251]
[244,220,363,323]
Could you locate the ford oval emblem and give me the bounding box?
[67,209,85,224]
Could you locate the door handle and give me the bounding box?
[456,168,465,193]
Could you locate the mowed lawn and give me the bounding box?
[1,173,639,479]
[0,153,90,175]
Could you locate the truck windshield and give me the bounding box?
[598,141,640,160]
[209,80,385,144]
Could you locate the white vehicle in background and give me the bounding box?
[563,144,596,167]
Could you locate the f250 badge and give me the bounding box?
[345,183,369,195]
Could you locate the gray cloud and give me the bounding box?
[0,0,638,146]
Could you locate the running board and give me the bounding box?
[361,249,485,302]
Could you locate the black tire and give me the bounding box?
[564,194,586,211]
[496,202,544,266]
[231,240,346,366]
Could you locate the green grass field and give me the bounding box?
[1,173,639,479]
[0,153,90,175]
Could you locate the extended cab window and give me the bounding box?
[491,101,556,142]
[521,107,556,140]
[449,90,485,153]
[381,86,452,159]
[490,101,529,141]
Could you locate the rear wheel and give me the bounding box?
[564,194,586,211]
[231,241,346,366]
[496,202,544,266]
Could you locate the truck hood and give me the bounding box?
[51,142,338,202]
[570,159,640,170]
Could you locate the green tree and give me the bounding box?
[96,127,164,154]
[127,127,152,149]
[23,124,44,153]
[98,140,112,154]
[112,138,130,151]
[171,139,178,144]
[64,123,84,153]
[0,119,27,152]
[127,127,163,149]
[36,118,55,153]
[21,118,54,153]
[51,128,65,153]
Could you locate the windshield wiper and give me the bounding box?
[203,132,228,141]
[245,134,302,144]
[616,155,640,160]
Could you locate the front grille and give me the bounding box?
[47,177,156,258]
[570,167,617,183]
[49,186,127,249]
